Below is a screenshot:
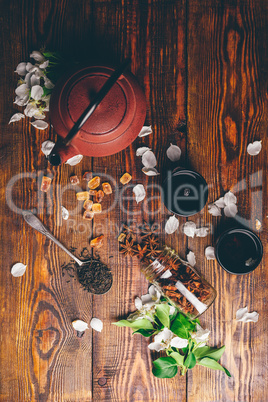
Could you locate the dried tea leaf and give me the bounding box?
[41,140,55,156]
[208,204,221,216]
[11,262,27,277]
[138,125,153,138]
[136,147,151,156]
[120,173,132,185]
[65,155,83,166]
[236,307,259,323]
[165,215,179,234]
[224,191,237,206]
[183,221,196,238]
[255,219,262,231]
[195,227,210,237]
[142,150,157,168]
[76,191,89,201]
[72,319,89,332]
[70,175,80,185]
[133,184,146,203]
[142,167,160,176]
[88,176,101,189]
[214,197,225,208]
[31,120,48,130]
[224,203,238,218]
[247,141,262,156]
[205,246,215,260]
[61,206,69,220]
[90,318,103,332]
[9,113,25,124]
[41,176,52,192]
[166,143,182,162]
[187,251,196,267]
[90,235,104,248]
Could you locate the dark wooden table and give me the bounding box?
[0,0,267,401]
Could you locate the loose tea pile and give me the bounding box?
[62,248,112,294]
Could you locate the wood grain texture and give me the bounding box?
[187,1,268,401]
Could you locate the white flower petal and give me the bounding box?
[142,150,157,168]
[183,221,196,238]
[24,72,32,88]
[155,328,173,343]
[61,206,69,220]
[24,103,39,117]
[136,147,151,156]
[224,191,237,206]
[26,62,34,72]
[15,83,29,98]
[214,197,225,208]
[170,337,188,349]
[31,120,48,130]
[247,140,262,156]
[141,294,153,305]
[39,60,49,69]
[30,51,45,62]
[195,227,210,237]
[134,297,143,310]
[138,125,153,137]
[14,95,29,106]
[208,203,222,216]
[166,143,182,162]
[65,155,83,166]
[236,307,248,321]
[224,203,238,218]
[72,319,89,332]
[31,74,40,87]
[148,342,164,351]
[192,324,210,344]
[9,113,25,124]
[15,62,27,76]
[44,76,55,89]
[31,85,43,101]
[133,184,146,203]
[11,263,27,277]
[90,317,103,332]
[148,285,161,301]
[187,251,196,267]
[160,269,172,279]
[142,167,160,176]
[205,246,215,260]
[165,215,179,234]
[169,305,176,315]
[236,307,259,323]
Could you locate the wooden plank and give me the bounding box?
[187,1,268,401]
[90,0,187,400]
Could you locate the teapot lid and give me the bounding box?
[49,65,146,157]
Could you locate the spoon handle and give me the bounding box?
[23,211,83,266]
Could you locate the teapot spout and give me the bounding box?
[48,141,79,166]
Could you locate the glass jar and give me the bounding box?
[141,246,216,318]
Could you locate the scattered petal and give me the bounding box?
[133,184,146,204]
[224,203,238,218]
[183,221,196,238]
[205,246,215,260]
[11,263,27,277]
[90,318,103,332]
[166,143,182,162]
[160,269,172,279]
[9,113,25,124]
[134,297,143,310]
[30,51,45,63]
[72,319,89,332]
[142,150,157,168]
[61,206,69,220]
[195,227,210,237]
[165,215,179,234]
[247,141,262,156]
[31,85,43,101]
[224,191,237,206]
[236,307,259,323]
[138,125,153,137]
[255,219,262,231]
[208,203,221,216]
[214,197,225,208]
[187,251,196,267]
[142,167,160,176]
[65,155,83,166]
[31,120,48,130]
[14,62,27,76]
[39,60,49,69]
[136,147,151,156]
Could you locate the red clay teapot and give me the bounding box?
[48,59,146,165]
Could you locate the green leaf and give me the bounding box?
[198,357,231,376]
[155,304,170,328]
[184,352,196,369]
[194,346,226,362]
[169,308,178,323]
[170,352,184,367]
[170,313,189,339]
[152,357,178,379]
[132,328,154,337]
[42,87,52,97]
[223,367,232,377]
[113,319,154,330]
